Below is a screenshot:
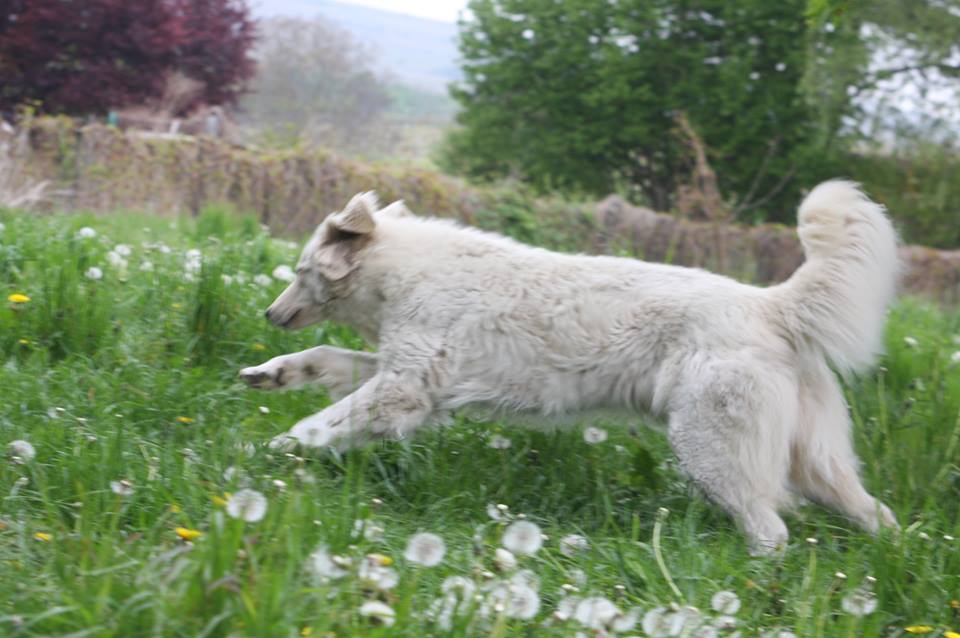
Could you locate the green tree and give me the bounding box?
[443,0,831,221]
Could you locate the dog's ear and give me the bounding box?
[377,200,413,219]
[314,192,378,280]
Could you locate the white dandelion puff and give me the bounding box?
[583,426,608,444]
[494,547,517,571]
[487,502,508,521]
[358,601,396,626]
[643,607,684,638]
[77,227,97,239]
[307,544,350,581]
[610,606,641,632]
[488,434,512,449]
[225,489,268,522]
[710,590,741,614]
[357,557,398,590]
[555,596,580,620]
[113,244,132,257]
[404,532,446,566]
[109,479,134,497]
[85,266,103,280]
[840,589,877,616]
[502,520,543,555]
[271,264,295,282]
[258,405,270,414]
[253,273,272,287]
[106,251,128,269]
[484,582,540,619]
[559,533,589,557]
[949,351,960,367]
[573,596,620,630]
[139,260,154,272]
[903,336,919,348]
[8,440,36,463]
[353,518,385,541]
[713,615,738,629]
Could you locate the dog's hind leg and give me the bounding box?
[240,346,378,396]
[790,364,897,534]
[667,359,795,554]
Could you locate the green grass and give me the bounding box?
[1,207,958,638]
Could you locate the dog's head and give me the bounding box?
[265,191,387,330]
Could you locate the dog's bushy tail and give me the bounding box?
[776,180,900,375]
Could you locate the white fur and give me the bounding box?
[241,181,900,552]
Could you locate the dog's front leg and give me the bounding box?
[269,370,433,451]
[240,346,378,397]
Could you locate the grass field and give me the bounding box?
[1,208,958,638]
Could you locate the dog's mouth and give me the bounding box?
[267,307,302,329]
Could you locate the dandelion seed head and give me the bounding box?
[642,607,684,638]
[560,533,589,557]
[488,434,512,449]
[254,273,272,287]
[358,601,396,626]
[710,590,741,614]
[225,489,268,522]
[583,426,608,444]
[7,440,35,463]
[494,547,518,571]
[713,614,738,629]
[113,244,132,257]
[404,532,446,566]
[272,264,295,282]
[306,544,350,581]
[573,596,620,630]
[110,479,134,497]
[903,336,919,348]
[85,266,103,280]
[442,575,477,600]
[841,589,878,616]
[353,518,385,541]
[502,520,543,555]
[357,558,398,590]
[77,227,97,239]
[484,581,540,619]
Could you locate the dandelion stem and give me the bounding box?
[652,507,683,602]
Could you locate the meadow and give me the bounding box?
[0,207,958,638]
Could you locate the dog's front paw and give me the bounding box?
[240,359,292,390]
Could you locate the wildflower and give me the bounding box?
[211,494,229,507]
[943,632,960,638]
[252,343,266,351]
[17,338,29,345]
[106,251,127,269]
[404,531,446,566]
[272,264,295,282]
[271,479,286,492]
[487,502,509,522]
[904,628,935,634]
[175,527,202,541]
[358,601,396,627]
[692,627,719,638]
[442,575,477,600]
[484,581,540,619]
[226,489,268,522]
[713,615,737,629]
[950,351,960,367]
[643,607,684,638]
[259,406,270,415]
[494,547,517,571]
[366,553,393,566]
[502,520,543,555]
[140,260,154,272]
[559,533,589,557]
[610,607,641,632]
[903,336,919,348]
[358,555,399,590]
[77,227,97,238]
[33,532,53,542]
[110,479,134,497]
[85,267,103,280]
[254,273,272,287]
[8,440,35,463]
[573,596,619,630]
[841,589,878,616]
[583,426,608,444]
[805,537,819,545]
[221,274,233,285]
[176,416,194,424]
[7,293,29,304]
[352,518,385,541]
[307,545,350,581]
[114,244,132,257]
[488,434,512,449]
[710,590,741,614]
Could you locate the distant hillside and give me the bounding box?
[255,0,461,95]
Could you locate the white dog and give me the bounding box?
[241,182,900,552]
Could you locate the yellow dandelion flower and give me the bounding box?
[33,532,52,542]
[171,303,183,310]
[211,494,229,507]
[18,338,30,345]
[176,416,194,424]
[943,631,960,638]
[952,600,960,609]
[8,293,30,304]
[300,627,313,637]
[169,503,182,514]
[252,343,266,351]
[175,527,202,541]
[905,627,935,634]
[366,553,394,566]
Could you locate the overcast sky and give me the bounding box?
[254,0,469,22]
